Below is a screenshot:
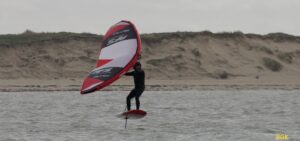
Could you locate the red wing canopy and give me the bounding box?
[80,20,141,94]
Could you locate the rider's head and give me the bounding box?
[134,62,141,70]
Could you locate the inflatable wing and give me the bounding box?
[80,20,141,94]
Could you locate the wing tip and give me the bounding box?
[80,87,97,95]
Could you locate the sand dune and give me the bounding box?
[0,31,300,91]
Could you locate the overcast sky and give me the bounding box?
[0,0,299,35]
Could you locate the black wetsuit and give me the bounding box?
[125,69,145,111]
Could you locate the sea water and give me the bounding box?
[0,90,299,141]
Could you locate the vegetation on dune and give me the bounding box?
[262,57,282,72]
[191,48,202,57]
[277,52,293,63]
[256,66,264,70]
[141,32,203,44]
[246,44,274,55]
[141,31,248,44]
[213,31,245,39]
[246,32,300,42]
[1,30,300,47]
[213,70,229,79]
[146,54,183,67]
[258,46,273,55]
[255,46,273,55]
[266,33,300,42]
[0,30,101,46]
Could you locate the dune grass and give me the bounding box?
[263,57,282,71]
[0,30,101,46]
[277,52,293,63]
[1,30,299,47]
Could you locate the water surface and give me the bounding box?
[0,90,299,141]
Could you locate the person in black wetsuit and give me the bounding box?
[125,62,145,111]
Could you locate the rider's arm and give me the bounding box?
[125,71,134,76]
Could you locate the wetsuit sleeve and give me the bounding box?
[125,71,134,76]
